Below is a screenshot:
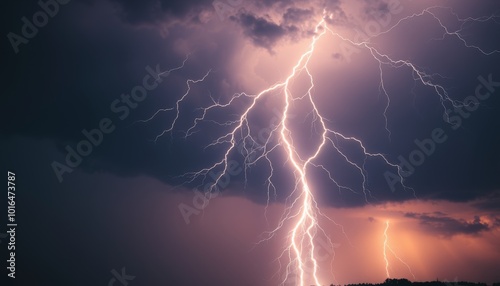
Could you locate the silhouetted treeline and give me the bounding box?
[326,278,499,286]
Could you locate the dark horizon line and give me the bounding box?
[323,278,500,286]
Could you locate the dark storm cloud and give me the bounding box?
[362,0,392,17]
[283,7,315,24]
[494,217,500,227]
[257,0,294,9]
[472,191,500,210]
[108,0,212,24]
[404,212,491,237]
[1,0,240,186]
[230,12,289,51]
[230,5,318,51]
[323,0,348,25]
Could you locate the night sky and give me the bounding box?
[1,0,500,285]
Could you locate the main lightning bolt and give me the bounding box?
[383,220,415,280]
[139,5,499,285]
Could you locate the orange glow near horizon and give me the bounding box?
[383,220,415,280]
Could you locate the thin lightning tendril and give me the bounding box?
[138,6,499,285]
[383,220,391,278]
[383,221,415,280]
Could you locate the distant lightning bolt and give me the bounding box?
[140,5,499,285]
[383,220,415,280]
[383,220,391,278]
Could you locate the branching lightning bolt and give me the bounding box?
[139,5,499,285]
[383,220,415,280]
